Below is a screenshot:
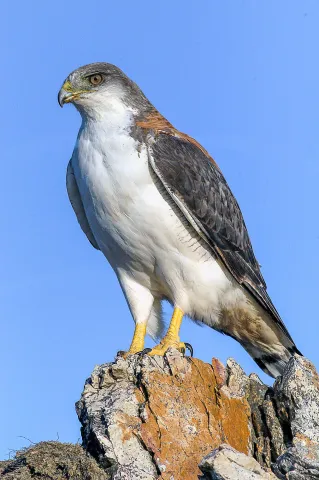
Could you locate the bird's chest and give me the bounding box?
[72,125,173,266]
[71,122,230,305]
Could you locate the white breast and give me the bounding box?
[71,104,243,325]
[72,111,167,270]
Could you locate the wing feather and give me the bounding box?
[146,132,293,341]
[66,160,100,250]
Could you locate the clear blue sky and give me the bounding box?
[2,0,318,459]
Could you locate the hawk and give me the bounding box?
[58,63,301,378]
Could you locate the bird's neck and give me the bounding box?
[76,99,140,165]
[78,94,137,133]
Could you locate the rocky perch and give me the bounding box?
[2,351,319,479]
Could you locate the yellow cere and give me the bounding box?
[62,80,73,92]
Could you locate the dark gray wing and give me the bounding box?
[147,132,293,340]
[66,160,100,250]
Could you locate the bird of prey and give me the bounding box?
[58,63,301,378]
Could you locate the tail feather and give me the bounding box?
[232,297,302,379]
[254,355,288,378]
[248,345,302,378]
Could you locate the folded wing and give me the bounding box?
[66,160,100,250]
[147,131,293,342]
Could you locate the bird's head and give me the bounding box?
[58,62,151,119]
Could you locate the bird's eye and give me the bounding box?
[89,74,103,86]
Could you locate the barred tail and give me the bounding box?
[246,344,302,378]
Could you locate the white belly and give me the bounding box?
[72,121,245,325]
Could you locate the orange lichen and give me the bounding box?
[133,356,251,480]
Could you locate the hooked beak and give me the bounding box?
[58,80,90,107]
[58,80,75,107]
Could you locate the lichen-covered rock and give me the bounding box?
[199,444,277,479]
[272,355,319,479]
[76,349,256,480]
[0,442,108,479]
[3,352,318,480]
[76,354,158,480]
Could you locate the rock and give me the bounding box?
[199,444,277,479]
[3,351,319,479]
[272,355,319,479]
[76,350,257,479]
[198,354,319,480]
[76,349,293,479]
[0,441,108,479]
[76,356,158,480]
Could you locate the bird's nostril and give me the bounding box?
[63,80,73,92]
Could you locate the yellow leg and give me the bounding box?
[127,323,147,354]
[148,307,186,356]
[164,307,184,342]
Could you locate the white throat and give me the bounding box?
[75,85,138,133]
[75,90,141,175]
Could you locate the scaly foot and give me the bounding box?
[118,323,147,359]
[143,307,193,356]
[143,339,193,356]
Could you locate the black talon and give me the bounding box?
[140,348,152,355]
[117,350,126,357]
[184,343,193,357]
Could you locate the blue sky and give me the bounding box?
[2,0,319,459]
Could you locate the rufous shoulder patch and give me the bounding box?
[137,110,219,169]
